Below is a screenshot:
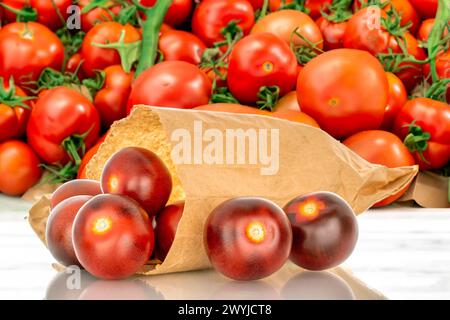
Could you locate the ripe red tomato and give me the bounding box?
[205,197,292,281]
[73,194,154,280]
[343,130,415,206]
[247,0,264,9]
[79,0,121,32]
[140,0,193,27]
[417,19,435,42]
[27,87,101,165]
[192,0,255,47]
[0,140,42,196]
[2,0,72,30]
[0,22,64,86]
[297,49,388,138]
[284,191,358,270]
[381,72,408,130]
[159,30,206,65]
[46,195,92,267]
[51,179,102,209]
[77,134,106,179]
[127,61,211,113]
[273,91,301,112]
[94,65,133,129]
[227,33,298,105]
[101,147,172,216]
[194,103,271,115]
[252,10,323,49]
[393,98,450,170]
[409,0,437,19]
[155,201,184,261]
[269,0,332,19]
[0,81,31,142]
[272,109,320,128]
[316,17,348,51]
[81,22,141,77]
[65,53,84,79]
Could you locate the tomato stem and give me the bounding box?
[403,122,431,164]
[257,86,280,111]
[0,77,34,109]
[134,0,173,78]
[0,3,37,22]
[320,0,352,23]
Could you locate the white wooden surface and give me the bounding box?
[0,195,449,300]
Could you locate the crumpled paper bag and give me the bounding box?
[29,106,418,276]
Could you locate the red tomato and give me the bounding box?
[94,65,133,129]
[269,0,332,19]
[409,0,437,19]
[252,10,323,49]
[2,0,72,30]
[73,194,154,280]
[272,109,320,128]
[0,22,64,86]
[79,0,121,32]
[343,8,425,90]
[127,61,211,113]
[27,87,101,164]
[297,49,388,138]
[316,17,348,51]
[0,140,42,196]
[81,22,141,78]
[192,0,255,47]
[159,30,206,65]
[393,98,450,170]
[0,81,31,142]
[65,53,84,78]
[248,0,264,9]
[205,197,292,281]
[273,91,301,112]
[140,0,193,27]
[343,130,415,206]
[46,195,92,267]
[51,179,102,209]
[155,201,184,261]
[194,103,271,115]
[101,147,173,216]
[284,191,358,270]
[227,33,298,105]
[417,19,435,42]
[77,134,107,179]
[381,72,408,130]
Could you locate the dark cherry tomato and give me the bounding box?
[94,65,133,129]
[227,32,298,104]
[192,0,255,47]
[46,195,92,267]
[381,72,408,130]
[205,197,292,281]
[155,201,184,261]
[0,22,64,86]
[0,140,42,196]
[140,0,193,27]
[343,130,415,207]
[73,194,154,280]
[81,22,141,77]
[252,10,323,48]
[284,191,358,271]
[127,61,211,113]
[159,30,206,65]
[316,17,348,51]
[51,179,102,209]
[101,147,172,216]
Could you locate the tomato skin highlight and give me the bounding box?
[343,130,415,207]
[127,61,211,113]
[155,202,184,261]
[46,195,92,267]
[26,87,101,165]
[0,140,42,196]
[192,0,255,47]
[158,30,206,65]
[51,179,102,209]
[205,197,292,281]
[284,191,358,271]
[0,22,64,86]
[101,147,173,217]
[297,49,388,139]
[73,194,154,280]
[227,33,298,105]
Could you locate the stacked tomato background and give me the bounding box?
[0,0,449,205]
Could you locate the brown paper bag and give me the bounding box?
[29,106,418,276]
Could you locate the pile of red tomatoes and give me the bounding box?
[0,0,448,206]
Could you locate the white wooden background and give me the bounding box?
[0,195,449,300]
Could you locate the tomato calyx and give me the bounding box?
[210,87,240,104]
[0,3,37,23]
[57,29,86,63]
[81,0,116,14]
[320,0,352,23]
[277,0,310,14]
[290,28,324,65]
[424,78,450,102]
[0,77,33,109]
[257,86,280,111]
[403,121,431,164]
